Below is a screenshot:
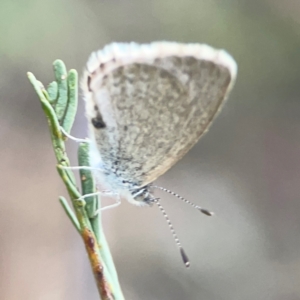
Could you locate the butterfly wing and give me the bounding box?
[83,42,237,188]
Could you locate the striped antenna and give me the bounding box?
[151,185,214,216]
[152,197,190,267]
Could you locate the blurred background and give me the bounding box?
[1,0,300,299]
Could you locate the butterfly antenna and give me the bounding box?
[152,197,190,268]
[152,185,214,216]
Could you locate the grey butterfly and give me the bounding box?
[82,41,237,207]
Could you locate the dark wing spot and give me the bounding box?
[170,56,182,67]
[87,75,92,92]
[127,76,134,84]
[91,114,106,129]
[159,69,169,79]
[185,56,197,66]
[124,125,128,131]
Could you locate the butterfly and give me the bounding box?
[82,41,237,207]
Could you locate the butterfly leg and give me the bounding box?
[98,196,121,212]
[60,126,91,143]
[59,165,104,172]
[97,191,121,213]
[78,191,121,217]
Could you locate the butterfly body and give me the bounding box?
[82,42,237,206]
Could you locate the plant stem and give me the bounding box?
[27,61,125,299]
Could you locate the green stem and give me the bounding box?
[59,196,80,233]
[78,143,124,299]
[27,61,125,300]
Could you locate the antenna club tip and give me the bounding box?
[199,208,214,216]
[179,247,190,268]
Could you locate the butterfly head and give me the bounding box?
[127,184,153,206]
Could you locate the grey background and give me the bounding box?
[1,0,300,299]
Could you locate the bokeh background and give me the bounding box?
[1,0,300,299]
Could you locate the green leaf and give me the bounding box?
[62,69,78,134]
[53,59,68,123]
[47,81,58,104]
